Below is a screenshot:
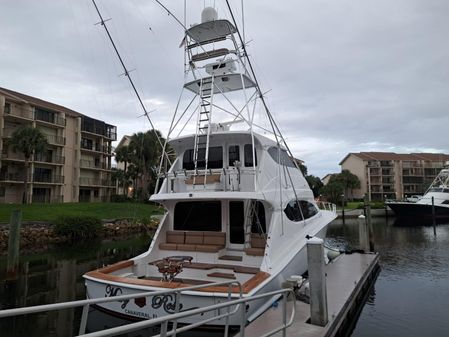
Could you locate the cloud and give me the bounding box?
[1,0,448,178]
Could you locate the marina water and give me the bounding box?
[2,218,449,336]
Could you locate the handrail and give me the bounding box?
[80,288,295,337]
[0,280,243,336]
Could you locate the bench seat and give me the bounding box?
[159,230,225,252]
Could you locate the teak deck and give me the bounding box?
[85,260,269,294]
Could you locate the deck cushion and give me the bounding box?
[195,244,224,252]
[251,233,267,248]
[244,248,265,256]
[176,244,197,251]
[159,243,177,250]
[203,231,226,246]
[166,231,185,244]
[185,232,204,244]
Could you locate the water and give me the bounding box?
[0,235,152,337]
[327,217,449,337]
[2,219,449,336]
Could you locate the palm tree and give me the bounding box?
[115,145,133,195]
[128,130,164,200]
[10,126,48,204]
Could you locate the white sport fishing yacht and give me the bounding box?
[386,164,449,220]
[84,5,336,327]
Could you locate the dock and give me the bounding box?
[238,252,380,337]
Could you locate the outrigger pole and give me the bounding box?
[91,0,171,165]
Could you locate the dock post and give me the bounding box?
[358,215,370,252]
[364,194,374,252]
[7,210,22,279]
[307,237,328,326]
[432,196,436,235]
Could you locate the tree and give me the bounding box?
[127,130,165,201]
[115,145,134,195]
[10,126,48,204]
[305,175,323,198]
[320,178,345,204]
[334,169,361,200]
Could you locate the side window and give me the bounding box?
[284,200,303,222]
[284,200,318,221]
[244,144,257,167]
[267,147,296,167]
[228,145,240,166]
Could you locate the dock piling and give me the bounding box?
[432,196,436,235]
[358,215,370,252]
[7,210,22,279]
[307,237,328,326]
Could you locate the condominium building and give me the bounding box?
[0,87,117,203]
[339,152,449,201]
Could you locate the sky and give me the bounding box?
[1,0,448,178]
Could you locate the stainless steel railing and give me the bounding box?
[0,281,295,337]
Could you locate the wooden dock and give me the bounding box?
[238,252,380,337]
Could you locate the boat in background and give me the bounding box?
[84,4,336,327]
[386,163,449,220]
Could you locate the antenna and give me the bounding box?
[90,0,171,165]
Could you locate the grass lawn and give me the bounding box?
[0,202,163,223]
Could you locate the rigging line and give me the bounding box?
[90,0,171,166]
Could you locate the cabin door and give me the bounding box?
[228,201,245,249]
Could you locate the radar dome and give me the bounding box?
[201,7,218,23]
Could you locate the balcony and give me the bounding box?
[44,134,65,146]
[1,151,24,161]
[0,172,24,182]
[79,177,102,186]
[32,174,64,184]
[80,160,108,170]
[34,153,65,165]
[81,117,117,141]
[34,109,66,127]
[3,104,33,120]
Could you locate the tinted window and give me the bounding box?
[244,144,257,167]
[442,200,449,205]
[284,200,318,222]
[268,147,296,168]
[229,201,245,244]
[228,145,240,166]
[174,201,221,231]
[183,146,223,170]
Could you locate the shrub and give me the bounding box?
[53,216,103,240]
[111,195,131,203]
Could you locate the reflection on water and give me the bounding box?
[327,217,449,337]
[0,236,152,337]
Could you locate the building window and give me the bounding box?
[35,108,55,123]
[4,103,11,114]
[81,138,93,150]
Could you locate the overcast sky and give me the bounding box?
[1,0,448,177]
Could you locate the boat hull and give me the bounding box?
[386,202,449,219]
